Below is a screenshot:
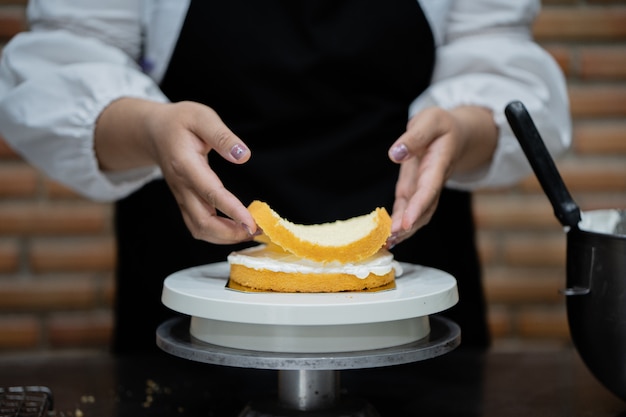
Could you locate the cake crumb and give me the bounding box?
[80,395,95,404]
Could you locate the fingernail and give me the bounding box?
[390,144,409,162]
[242,223,254,236]
[386,233,398,249]
[242,223,262,237]
[230,144,249,161]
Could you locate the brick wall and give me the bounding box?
[477,0,626,350]
[0,0,116,352]
[0,0,625,353]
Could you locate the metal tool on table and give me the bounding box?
[0,386,53,417]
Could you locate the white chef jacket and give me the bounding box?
[0,0,571,202]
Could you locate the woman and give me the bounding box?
[0,0,570,353]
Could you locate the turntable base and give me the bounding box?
[158,262,461,416]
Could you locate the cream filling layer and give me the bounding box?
[228,245,403,279]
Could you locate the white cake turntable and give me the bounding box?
[157,262,461,416]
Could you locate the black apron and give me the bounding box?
[112,0,489,354]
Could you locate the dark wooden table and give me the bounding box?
[0,347,623,416]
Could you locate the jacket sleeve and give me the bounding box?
[415,0,571,190]
[0,0,167,202]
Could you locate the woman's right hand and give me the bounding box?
[95,98,256,244]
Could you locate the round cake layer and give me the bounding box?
[230,264,394,292]
[249,201,391,263]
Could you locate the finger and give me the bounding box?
[188,105,252,164]
[190,163,257,236]
[386,196,408,249]
[392,158,442,234]
[390,195,409,234]
[401,158,444,233]
[402,182,440,231]
[388,108,449,163]
[390,160,417,232]
[166,152,257,243]
[178,189,254,244]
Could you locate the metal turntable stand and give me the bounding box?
[157,262,461,416]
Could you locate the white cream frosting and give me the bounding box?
[228,245,403,279]
[579,209,625,236]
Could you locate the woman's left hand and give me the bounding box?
[386,106,498,247]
